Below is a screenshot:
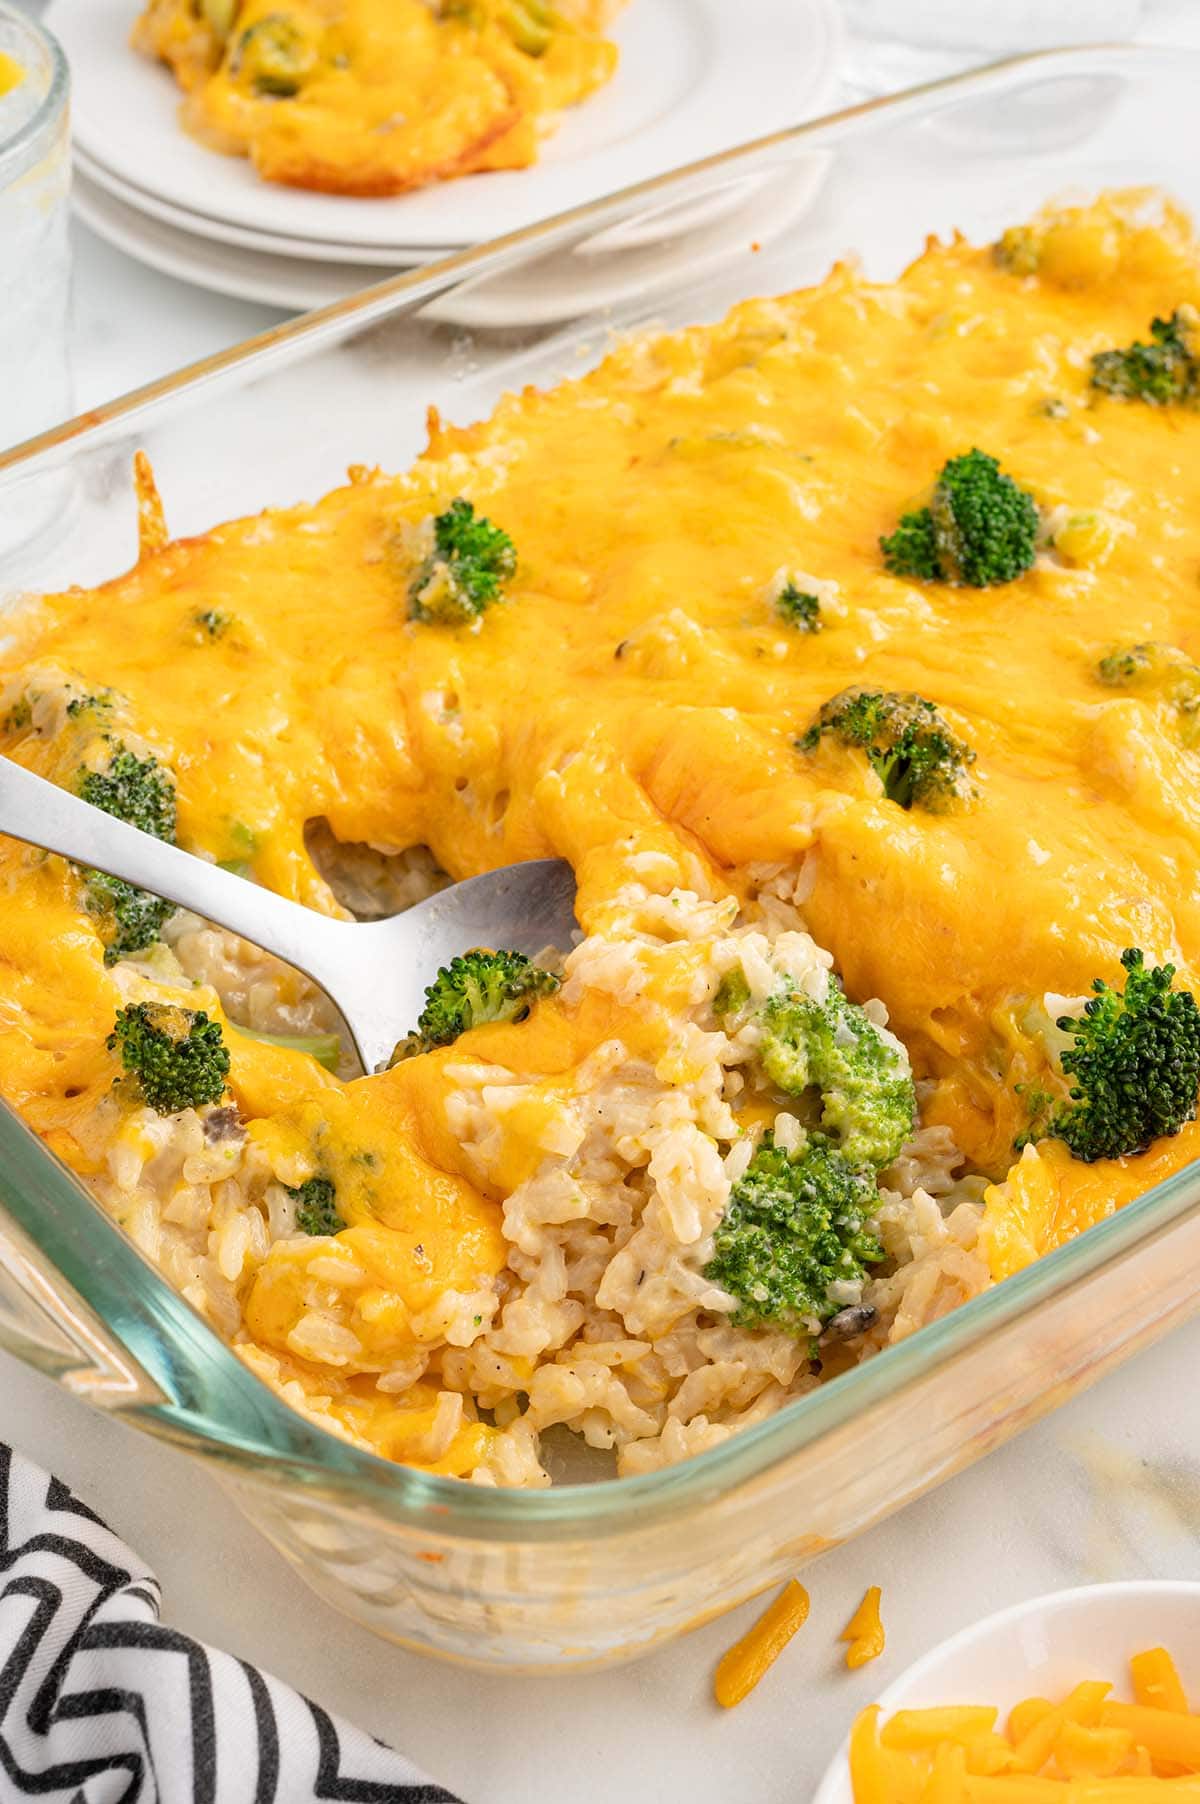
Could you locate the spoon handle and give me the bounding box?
[0,754,354,1000]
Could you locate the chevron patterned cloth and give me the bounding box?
[0,1446,463,1802]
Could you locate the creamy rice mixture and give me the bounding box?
[71,843,987,1488]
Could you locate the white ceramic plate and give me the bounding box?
[812,1581,1200,1804]
[73,147,448,267]
[73,139,790,269]
[422,153,831,329]
[72,169,413,310]
[50,0,841,253]
[74,146,830,325]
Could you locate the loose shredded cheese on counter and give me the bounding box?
[842,1586,886,1671]
[713,1579,810,1709]
[849,1646,1200,1799]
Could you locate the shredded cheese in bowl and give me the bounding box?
[850,1648,1200,1799]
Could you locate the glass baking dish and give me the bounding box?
[1,44,1198,1674]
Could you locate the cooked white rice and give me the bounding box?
[73,848,990,1489]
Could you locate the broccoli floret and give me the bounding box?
[78,742,176,841]
[193,609,232,640]
[881,449,1039,587]
[66,689,114,720]
[108,1002,230,1116]
[1090,309,1199,406]
[231,14,318,95]
[3,697,31,733]
[288,1175,345,1237]
[408,498,517,627]
[1096,641,1200,748]
[774,582,822,633]
[76,740,177,964]
[713,966,751,1018]
[390,948,559,1062]
[799,687,976,813]
[217,821,261,877]
[500,0,555,55]
[1021,949,1200,1163]
[704,1135,885,1336]
[1097,643,1168,686]
[758,980,916,1171]
[440,0,486,24]
[992,226,1041,276]
[235,1026,342,1072]
[880,508,941,582]
[84,875,175,966]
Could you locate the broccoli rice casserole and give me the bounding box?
[4,190,1200,1489]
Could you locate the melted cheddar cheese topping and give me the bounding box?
[131,0,620,195]
[4,192,1200,1468]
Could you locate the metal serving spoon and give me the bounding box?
[0,758,578,1074]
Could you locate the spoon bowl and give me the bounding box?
[0,754,578,1072]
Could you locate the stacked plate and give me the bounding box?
[47,0,841,318]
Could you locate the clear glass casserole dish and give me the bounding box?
[1,44,1199,1673]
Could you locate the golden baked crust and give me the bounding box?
[131,0,622,197]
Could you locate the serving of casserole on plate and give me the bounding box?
[130,0,623,195]
[53,0,842,278]
[4,164,1200,1492]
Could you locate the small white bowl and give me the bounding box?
[812,1581,1200,1804]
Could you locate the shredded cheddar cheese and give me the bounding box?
[849,1648,1200,1799]
[1133,1649,1191,1717]
[842,1586,886,1671]
[713,1579,811,1708]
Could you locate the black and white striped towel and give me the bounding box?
[0,1446,463,1803]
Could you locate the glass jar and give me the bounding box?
[0,0,71,552]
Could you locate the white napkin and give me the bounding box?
[0,1446,463,1803]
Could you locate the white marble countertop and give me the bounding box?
[7,1313,1200,1803]
[7,6,1200,1801]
